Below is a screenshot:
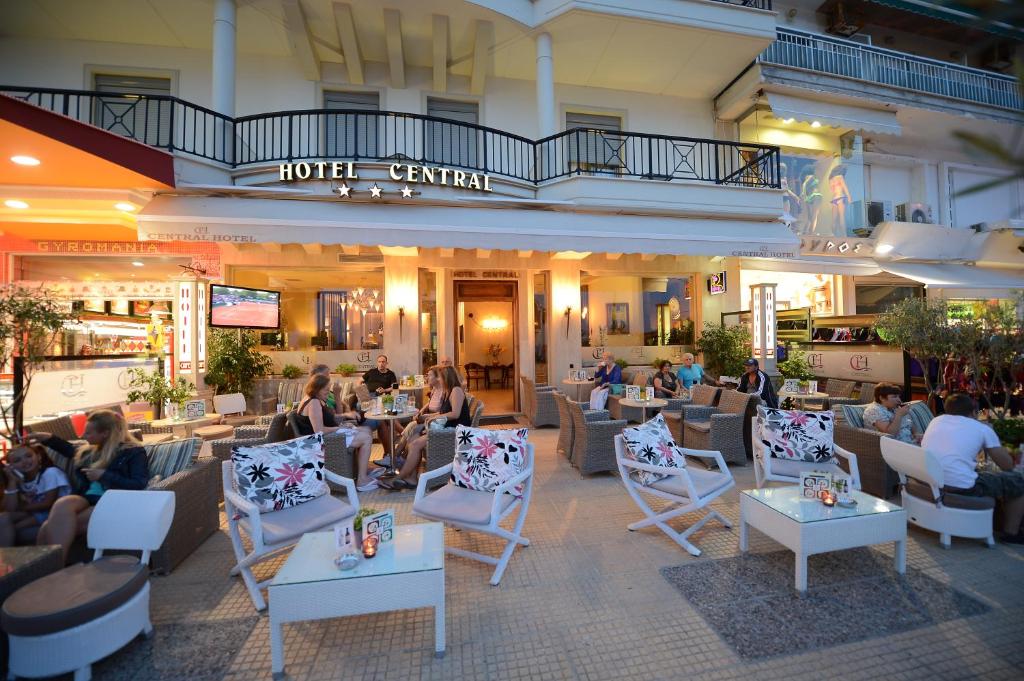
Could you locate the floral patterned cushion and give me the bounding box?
[621,413,688,485]
[758,408,835,464]
[451,426,528,495]
[231,433,328,512]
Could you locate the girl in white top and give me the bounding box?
[0,444,71,546]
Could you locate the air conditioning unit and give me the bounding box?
[868,200,894,227]
[896,202,933,224]
[827,2,863,37]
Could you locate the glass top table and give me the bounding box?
[741,486,903,524]
[272,522,444,587]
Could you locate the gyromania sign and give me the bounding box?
[277,161,493,193]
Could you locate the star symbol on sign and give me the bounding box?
[400,185,414,198]
[369,184,383,199]
[335,184,352,198]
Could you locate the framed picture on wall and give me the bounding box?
[606,303,629,335]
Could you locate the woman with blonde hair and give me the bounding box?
[25,409,148,562]
[380,364,472,490]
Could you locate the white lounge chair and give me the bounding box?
[413,443,535,585]
[751,417,861,490]
[4,490,175,681]
[614,434,734,556]
[880,437,995,549]
[222,461,360,610]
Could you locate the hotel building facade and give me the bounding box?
[1,0,1022,415]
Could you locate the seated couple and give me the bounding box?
[1,410,148,563]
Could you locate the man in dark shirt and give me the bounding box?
[737,358,778,409]
[362,354,398,395]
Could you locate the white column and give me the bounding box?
[750,283,778,376]
[212,0,237,116]
[535,32,556,137]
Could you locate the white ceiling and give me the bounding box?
[1,0,771,97]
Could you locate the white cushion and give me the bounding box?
[648,468,732,500]
[621,413,687,485]
[451,426,528,494]
[414,483,516,526]
[769,458,848,480]
[231,433,329,512]
[758,408,836,464]
[240,493,354,545]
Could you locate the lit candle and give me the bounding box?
[822,492,836,507]
[362,536,379,559]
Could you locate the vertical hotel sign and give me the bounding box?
[178,281,193,371]
[197,284,207,371]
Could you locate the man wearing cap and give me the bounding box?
[737,358,778,409]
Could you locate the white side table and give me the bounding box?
[269,523,445,677]
[617,397,668,423]
[739,486,906,592]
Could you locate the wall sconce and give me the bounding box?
[481,318,508,331]
[564,306,572,338]
[398,306,406,341]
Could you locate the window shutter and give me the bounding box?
[93,74,172,147]
[426,98,479,168]
[324,91,380,159]
[564,112,622,172]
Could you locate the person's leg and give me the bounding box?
[1002,493,1024,536]
[37,495,91,562]
[399,434,428,482]
[352,428,374,487]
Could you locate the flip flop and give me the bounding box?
[379,477,416,491]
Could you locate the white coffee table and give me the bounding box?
[739,486,906,592]
[268,523,445,677]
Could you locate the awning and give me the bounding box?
[866,0,1024,41]
[765,93,901,136]
[137,196,801,258]
[741,256,881,276]
[880,262,1024,289]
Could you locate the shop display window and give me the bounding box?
[580,273,693,349]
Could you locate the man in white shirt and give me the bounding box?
[921,393,1024,543]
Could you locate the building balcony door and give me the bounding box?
[454,280,518,416]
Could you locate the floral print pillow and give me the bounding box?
[758,408,835,464]
[231,433,328,512]
[621,413,688,486]
[451,426,529,495]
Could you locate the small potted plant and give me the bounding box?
[335,362,357,377]
[281,364,303,379]
[381,392,395,414]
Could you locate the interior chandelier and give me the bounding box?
[339,287,381,314]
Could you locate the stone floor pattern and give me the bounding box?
[93,428,1024,680]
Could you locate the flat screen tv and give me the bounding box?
[209,284,280,329]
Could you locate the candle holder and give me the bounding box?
[362,535,379,559]
[821,492,836,507]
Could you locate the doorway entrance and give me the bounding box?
[454,280,518,415]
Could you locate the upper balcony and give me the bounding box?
[2,86,780,195]
[753,27,1023,122]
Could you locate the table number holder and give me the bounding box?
[363,510,395,545]
[799,470,833,500]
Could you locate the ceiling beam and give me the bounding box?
[379,246,418,257]
[341,244,360,256]
[517,250,533,259]
[552,250,591,260]
[333,2,363,85]
[262,243,282,253]
[605,252,623,260]
[470,20,493,96]
[282,0,320,81]
[475,248,491,259]
[383,8,405,89]
[302,243,323,256]
[439,248,454,258]
[432,15,448,93]
[640,253,657,262]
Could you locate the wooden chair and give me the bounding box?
[614,435,734,556]
[413,444,535,585]
[464,363,487,390]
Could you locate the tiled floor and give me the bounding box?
[109,428,1024,680]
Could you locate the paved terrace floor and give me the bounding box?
[87,428,1023,681]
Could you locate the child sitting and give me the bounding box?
[0,443,71,546]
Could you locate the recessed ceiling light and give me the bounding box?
[810,121,822,128]
[131,261,145,267]
[782,118,795,124]
[115,202,136,212]
[4,199,29,209]
[10,155,40,166]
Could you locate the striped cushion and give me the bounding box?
[906,401,933,434]
[146,438,200,480]
[840,404,866,429]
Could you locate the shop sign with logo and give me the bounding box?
[707,272,727,295]
[803,348,903,383]
[277,161,493,196]
[801,236,873,256]
[452,270,519,280]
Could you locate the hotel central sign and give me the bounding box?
[277,161,493,195]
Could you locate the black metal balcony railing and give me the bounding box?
[760,28,1024,111]
[713,0,772,9]
[2,86,780,189]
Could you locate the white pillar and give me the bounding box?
[535,32,556,137]
[212,0,236,116]
[750,283,778,376]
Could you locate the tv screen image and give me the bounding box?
[209,285,280,329]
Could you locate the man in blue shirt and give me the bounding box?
[594,351,622,386]
[675,352,705,390]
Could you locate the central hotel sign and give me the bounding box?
[277,161,493,192]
